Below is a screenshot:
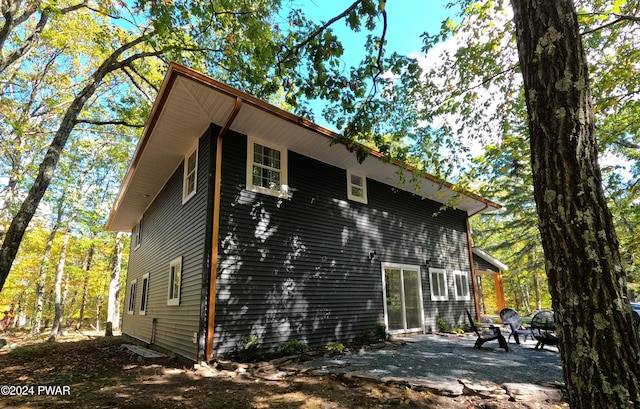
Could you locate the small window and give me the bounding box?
[246,137,288,197]
[429,268,448,301]
[139,273,149,315]
[132,217,143,249]
[127,279,137,315]
[183,145,198,203]
[167,257,182,306]
[453,270,471,301]
[347,170,367,204]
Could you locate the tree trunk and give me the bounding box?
[0,32,154,292]
[510,0,640,406]
[107,233,123,331]
[533,272,542,310]
[31,204,63,337]
[48,229,70,342]
[76,244,94,330]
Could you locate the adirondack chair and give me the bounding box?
[465,308,508,352]
[499,308,531,344]
[530,310,559,350]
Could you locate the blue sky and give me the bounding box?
[300,0,456,56]
[289,1,458,130]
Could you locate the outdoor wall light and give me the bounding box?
[369,251,378,261]
[425,257,432,267]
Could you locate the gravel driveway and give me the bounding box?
[311,333,564,386]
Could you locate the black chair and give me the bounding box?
[530,310,559,350]
[499,308,531,344]
[465,308,508,352]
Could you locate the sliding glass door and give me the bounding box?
[383,264,424,333]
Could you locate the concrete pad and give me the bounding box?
[122,343,167,359]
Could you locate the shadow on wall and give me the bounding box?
[213,176,471,355]
[214,185,387,355]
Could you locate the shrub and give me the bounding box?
[375,323,389,341]
[436,317,451,333]
[237,334,262,362]
[277,339,309,355]
[353,329,375,345]
[326,342,345,353]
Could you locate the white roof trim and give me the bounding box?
[472,247,509,271]
[107,63,501,231]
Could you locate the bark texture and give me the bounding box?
[510,1,640,407]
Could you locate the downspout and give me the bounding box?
[466,217,482,322]
[206,97,243,361]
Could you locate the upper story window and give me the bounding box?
[132,217,143,249]
[453,270,471,301]
[246,137,288,197]
[429,268,449,301]
[183,145,198,203]
[347,170,368,204]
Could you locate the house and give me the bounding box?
[106,63,501,362]
[472,247,509,318]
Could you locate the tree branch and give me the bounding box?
[74,119,145,128]
[580,14,640,36]
[278,0,363,65]
[0,1,89,73]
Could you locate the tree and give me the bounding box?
[277,0,640,405]
[0,1,290,291]
[106,232,124,332]
[510,1,640,405]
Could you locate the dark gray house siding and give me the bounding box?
[123,132,211,361]
[212,132,474,356]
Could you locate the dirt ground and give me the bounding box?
[0,331,569,408]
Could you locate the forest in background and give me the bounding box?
[0,0,638,333]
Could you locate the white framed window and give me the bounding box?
[182,145,198,203]
[453,270,471,301]
[246,137,288,197]
[139,273,149,315]
[347,170,368,204]
[167,257,182,306]
[132,217,143,249]
[127,279,137,315]
[429,268,448,301]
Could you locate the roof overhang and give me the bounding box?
[106,63,501,231]
[472,247,509,271]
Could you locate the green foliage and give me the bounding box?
[436,317,451,333]
[237,335,262,362]
[374,322,388,341]
[353,323,388,345]
[277,339,309,355]
[326,342,345,353]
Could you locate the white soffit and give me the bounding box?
[107,63,500,231]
